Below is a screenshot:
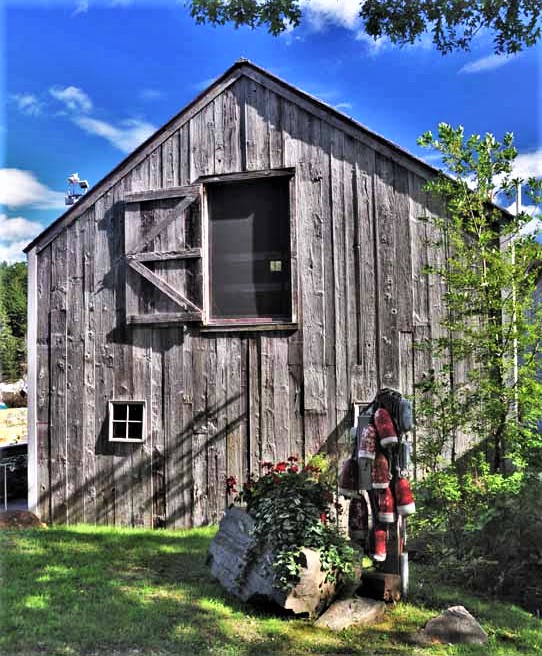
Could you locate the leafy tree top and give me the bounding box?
[188,1,542,55]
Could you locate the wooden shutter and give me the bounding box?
[124,186,202,324]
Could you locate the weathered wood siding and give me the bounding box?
[34,71,444,526]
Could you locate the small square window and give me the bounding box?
[108,401,146,443]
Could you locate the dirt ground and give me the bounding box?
[0,408,27,446]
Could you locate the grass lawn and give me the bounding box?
[1,525,540,656]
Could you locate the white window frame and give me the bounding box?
[108,400,147,443]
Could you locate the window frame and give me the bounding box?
[200,168,298,329]
[108,400,147,444]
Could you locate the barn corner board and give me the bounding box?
[27,59,456,528]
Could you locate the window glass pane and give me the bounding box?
[112,421,126,439]
[208,177,291,320]
[128,404,143,422]
[128,422,143,440]
[113,404,127,421]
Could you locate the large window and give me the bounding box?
[207,174,293,323]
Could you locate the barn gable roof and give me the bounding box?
[25,58,444,254]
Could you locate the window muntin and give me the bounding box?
[108,401,146,443]
[207,176,292,323]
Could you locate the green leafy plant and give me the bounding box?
[414,124,542,475]
[227,456,357,591]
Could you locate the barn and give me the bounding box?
[25,59,449,528]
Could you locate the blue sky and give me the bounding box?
[1,0,541,262]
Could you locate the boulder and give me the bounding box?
[421,606,488,645]
[0,510,47,529]
[208,506,336,616]
[315,595,385,631]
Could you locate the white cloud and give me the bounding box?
[73,116,156,153]
[0,240,31,264]
[503,201,541,236]
[492,148,542,190]
[300,0,362,31]
[0,214,44,241]
[11,93,43,117]
[355,29,389,53]
[110,0,132,6]
[72,0,89,16]
[139,88,165,102]
[0,169,65,210]
[334,101,353,111]
[49,85,93,114]
[459,53,517,74]
[511,149,542,180]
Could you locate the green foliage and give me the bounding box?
[415,123,542,474]
[411,471,542,612]
[229,456,357,591]
[188,0,542,54]
[0,262,27,382]
[361,1,542,55]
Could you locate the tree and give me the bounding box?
[0,262,27,382]
[188,0,542,55]
[414,123,542,474]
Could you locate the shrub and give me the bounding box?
[227,456,358,591]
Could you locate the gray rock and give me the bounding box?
[314,596,385,631]
[422,605,488,645]
[208,506,336,617]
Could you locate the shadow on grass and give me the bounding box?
[1,527,540,656]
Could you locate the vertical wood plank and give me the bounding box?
[395,166,413,332]
[111,190,134,528]
[192,336,209,526]
[93,192,116,525]
[245,79,270,171]
[190,102,215,178]
[207,337,223,524]
[49,230,68,524]
[408,172,430,327]
[65,220,84,523]
[248,337,261,473]
[161,130,180,189]
[226,337,245,500]
[36,245,51,523]
[354,141,378,400]
[82,208,97,524]
[330,127,349,421]
[375,154,400,389]
[180,124,191,186]
[268,91,282,169]
[222,82,242,174]
[149,147,162,189]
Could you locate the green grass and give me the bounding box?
[1,525,540,656]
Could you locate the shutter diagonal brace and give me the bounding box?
[126,194,198,255]
[127,259,202,315]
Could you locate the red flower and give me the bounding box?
[320,512,327,524]
[275,462,287,473]
[225,475,238,495]
[289,464,299,474]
